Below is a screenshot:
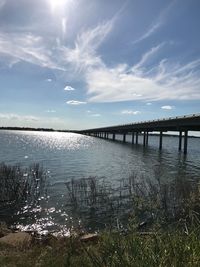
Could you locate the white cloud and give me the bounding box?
[91,113,101,117]
[0,113,39,121]
[132,43,164,72]
[46,78,52,82]
[0,32,64,70]
[161,105,173,110]
[121,110,141,115]
[132,2,174,44]
[0,18,114,75]
[66,100,87,105]
[0,10,199,105]
[64,85,75,91]
[0,112,68,128]
[133,22,161,45]
[146,102,152,105]
[46,110,56,113]
[86,46,200,102]
[61,19,114,72]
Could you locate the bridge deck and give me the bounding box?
[77,114,200,154]
[79,114,200,133]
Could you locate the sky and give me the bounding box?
[0,0,200,130]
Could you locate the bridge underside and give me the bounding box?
[77,114,200,154]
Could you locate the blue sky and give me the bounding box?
[0,0,200,130]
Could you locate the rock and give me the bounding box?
[0,232,32,247]
[80,233,99,243]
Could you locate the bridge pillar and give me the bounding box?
[146,131,149,146]
[136,132,138,144]
[106,133,109,139]
[113,133,115,141]
[132,132,135,144]
[178,131,182,151]
[143,131,146,146]
[184,130,188,154]
[159,131,163,150]
[123,133,126,142]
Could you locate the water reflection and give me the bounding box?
[0,131,199,234]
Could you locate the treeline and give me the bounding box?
[0,127,73,133]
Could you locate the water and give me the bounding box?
[0,130,200,235]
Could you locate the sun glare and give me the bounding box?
[49,0,68,12]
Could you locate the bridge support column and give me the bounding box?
[146,132,149,146]
[132,132,135,144]
[159,131,163,150]
[123,133,126,143]
[184,130,188,154]
[178,131,182,151]
[143,132,146,147]
[112,133,115,141]
[136,132,138,144]
[106,133,109,139]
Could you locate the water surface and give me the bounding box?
[0,130,199,235]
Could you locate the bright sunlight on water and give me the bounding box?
[0,130,200,235]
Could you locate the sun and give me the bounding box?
[48,0,68,12]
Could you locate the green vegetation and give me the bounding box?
[0,225,200,266]
[0,163,200,266]
[0,163,47,225]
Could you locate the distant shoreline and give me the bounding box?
[0,127,199,138]
[0,127,73,133]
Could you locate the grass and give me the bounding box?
[0,163,200,266]
[0,162,47,225]
[0,225,200,266]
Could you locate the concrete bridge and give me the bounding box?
[77,114,200,154]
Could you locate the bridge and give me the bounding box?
[77,114,200,154]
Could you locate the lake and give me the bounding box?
[0,130,200,235]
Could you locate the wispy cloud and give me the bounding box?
[61,19,114,72]
[121,110,141,115]
[0,32,63,70]
[161,105,173,110]
[86,44,200,102]
[132,43,164,72]
[1,4,199,105]
[0,17,114,75]
[132,1,175,44]
[66,100,87,105]
[64,85,75,91]
[0,113,39,121]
